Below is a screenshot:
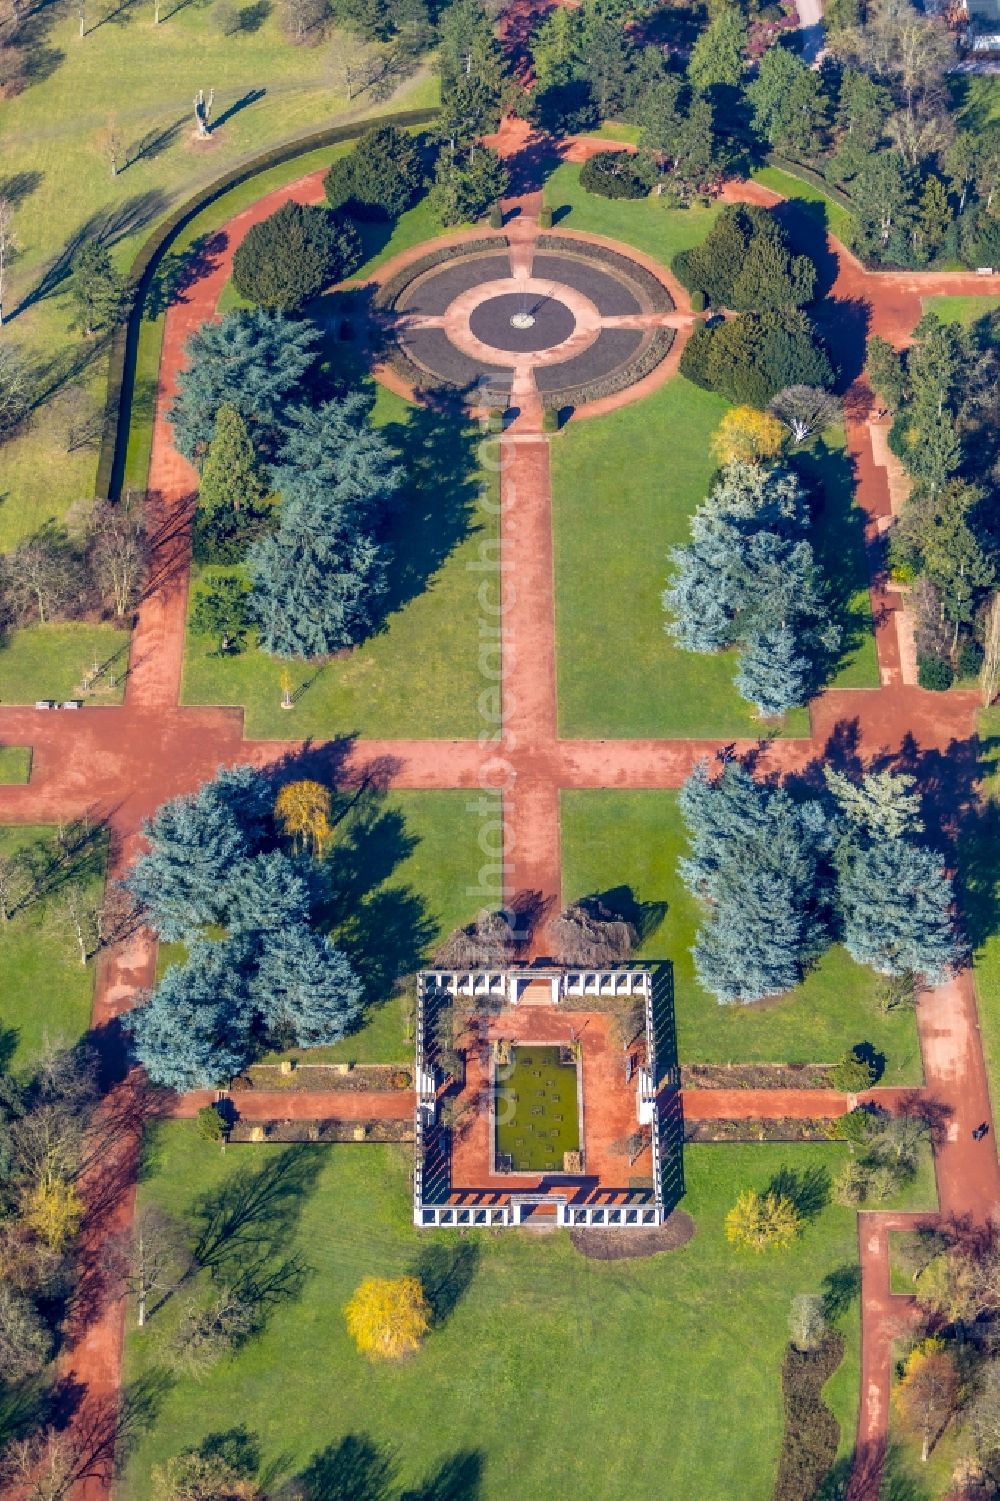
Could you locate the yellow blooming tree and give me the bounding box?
[274,779,333,857]
[724,1188,801,1252]
[23,1174,84,1252]
[345,1275,430,1360]
[712,406,786,467]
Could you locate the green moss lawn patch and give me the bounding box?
[121,1130,861,1500]
[0,825,105,1071]
[0,747,31,783]
[496,1044,581,1171]
[922,294,1000,327]
[561,789,924,1080]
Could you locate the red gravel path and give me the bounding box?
[0,104,996,1501]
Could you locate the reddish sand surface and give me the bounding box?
[0,96,998,1501]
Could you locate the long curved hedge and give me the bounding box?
[96,107,439,500]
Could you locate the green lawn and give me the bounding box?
[120,1130,862,1499]
[552,378,876,739]
[0,622,128,704]
[159,790,490,1065]
[182,390,497,739]
[560,789,924,1080]
[0,825,105,1072]
[0,746,31,783]
[751,165,853,246]
[922,294,1000,327]
[541,159,721,265]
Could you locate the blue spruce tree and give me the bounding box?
[735,625,812,718]
[129,939,253,1090]
[252,928,363,1048]
[169,309,320,463]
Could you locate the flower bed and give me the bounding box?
[684,1117,835,1144]
[372,237,510,311]
[240,1063,413,1092]
[229,1118,413,1144]
[540,327,675,411]
[682,1062,838,1090]
[535,234,675,312]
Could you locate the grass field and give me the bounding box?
[120,1130,862,1499]
[552,377,877,739]
[541,159,721,265]
[561,789,924,1080]
[922,293,1000,326]
[0,621,129,704]
[0,825,105,1072]
[182,389,497,739]
[160,790,490,1065]
[0,746,31,782]
[751,165,853,245]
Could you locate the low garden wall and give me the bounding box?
[239,1063,412,1093]
[230,1118,413,1144]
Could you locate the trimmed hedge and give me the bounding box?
[536,234,674,312]
[372,236,509,310]
[96,107,439,500]
[773,1332,844,1501]
[540,326,674,411]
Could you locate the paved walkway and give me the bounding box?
[0,109,998,1501]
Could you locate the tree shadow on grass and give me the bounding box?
[292,1434,397,1501]
[401,1451,484,1501]
[817,1442,930,1501]
[190,1146,325,1281]
[791,437,874,687]
[375,399,483,624]
[410,1240,479,1327]
[766,1164,830,1222]
[320,789,439,1007]
[820,1262,861,1322]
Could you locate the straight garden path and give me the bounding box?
[0,112,998,1500]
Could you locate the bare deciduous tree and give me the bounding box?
[0,1427,77,1501]
[86,490,147,616]
[550,898,636,967]
[280,0,326,44]
[75,0,86,37]
[767,385,843,446]
[101,1205,188,1327]
[433,908,516,967]
[50,384,103,454]
[2,534,77,625]
[0,846,30,921]
[94,117,126,178]
[0,196,16,325]
[49,879,139,965]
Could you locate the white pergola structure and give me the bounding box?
[412,967,672,1229]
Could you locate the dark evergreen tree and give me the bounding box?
[68,240,130,335]
[673,205,816,312]
[704,310,834,407]
[169,310,320,462]
[232,202,360,312]
[323,125,424,219]
[748,47,829,159]
[429,145,509,226]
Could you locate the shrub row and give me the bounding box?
[372,236,509,311]
[684,1117,835,1144]
[536,233,675,312]
[540,326,674,411]
[96,107,440,499]
[773,1333,844,1501]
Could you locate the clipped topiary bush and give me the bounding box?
[829,1048,878,1093]
[489,202,504,229]
[542,407,560,433]
[232,202,360,312]
[579,150,654,201]
[918,654,954,692]
[538,206,553,230]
